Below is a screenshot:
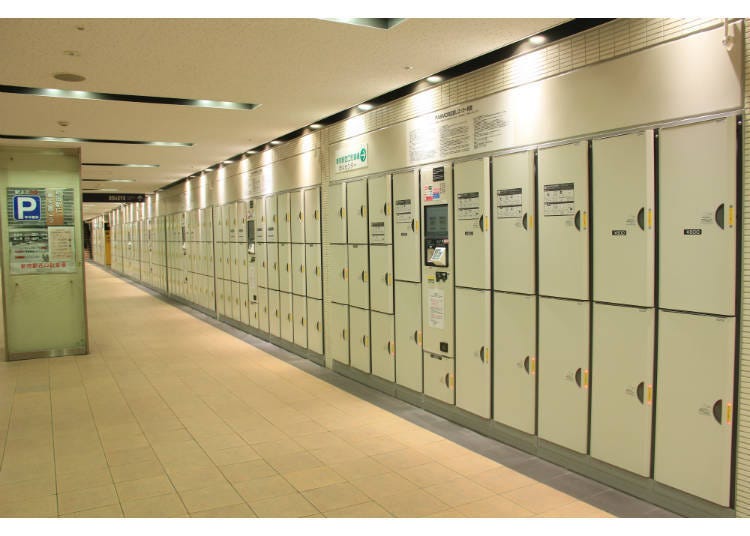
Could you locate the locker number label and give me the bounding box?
[683,228,703,236]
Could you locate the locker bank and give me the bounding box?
[1,17,749,518]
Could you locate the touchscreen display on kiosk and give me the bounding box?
[424,204,449,266]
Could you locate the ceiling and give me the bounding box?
[0,18,568,221]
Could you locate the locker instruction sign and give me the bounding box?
[395,199,412,223]
[496,188,523,218]
[543,183,575,216]
[456,192,481,220]
[428,288,445,329]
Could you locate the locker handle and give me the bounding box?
[361,205,367,218]
[574,368,582,387]
[387,341,394,355]
[384,272,392,286]
[523,356,530,374]
[411,219,416,232]
[574,211,582,231]
[286,262,290,272]
[637,208,645,231]
[414,330,419,344]
[339,207,345,219]
[300,264,305,273]
[316,321,321,332]
[636,382,645,404]
[343,268,348,280]
[384,202,388,216]
[298,211,303,222]
[478,215,485,231]
[362,270,368,282]
[479,346,486,363]
[444,373,451,388]
[362,335,368,347]
[342,329,347,340]
[300,316,305,326]
[715,203,725,230]
[315,266,320,276]
[315,209,320,221]
[713,400,723,424]
[522,213,528,231]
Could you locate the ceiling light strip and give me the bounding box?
[82,163,159,168]
[0,85,260,111]
[0,134,192,146]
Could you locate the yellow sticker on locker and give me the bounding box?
[729,205,735,227]
[583,369,589,389]
[647,209,653,229]
[647,385,653,405]
[530,357,536,375]
[727,402,733,425]
[583,212,588,230]
[449,374,455,389]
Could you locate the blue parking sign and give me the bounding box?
[13,195,41,221]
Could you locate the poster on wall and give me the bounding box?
[6,187,77,274]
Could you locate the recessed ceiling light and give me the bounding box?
[246,150,257,155]
[109,179,136,183]
[223,160,233,164]
[0,133,192,147]
[54,73,86,83]
[205,168,214,172]
[358,103,374,111]
[309,124,323,130]
[529,35,547,45]
[404,66,414,71]
[426,75,442,84]
[82,163,159,168]
[270,140,282,145]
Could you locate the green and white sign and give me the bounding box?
[335,144,368,173]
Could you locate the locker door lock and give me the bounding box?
[387,341,395,356]
[479,346,487,363]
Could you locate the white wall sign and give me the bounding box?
[335,144,368,173]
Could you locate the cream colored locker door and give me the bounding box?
[206,239,214,277]
[348,244,369,309]
[268,289,281,337]
[492,151,536,295]
[293,295,308,348]
[395,281,423,392]
[237,200,247,245]
[369,245,393,314]
[654,311,735,507]
[349,306,371,373]
[222,243,232,284]
[291,244,306,296]
[248,251,258,299]
[538,297,590,454]
[593,132,655,307]
[304,187,321,244]
[255,197,267,243]
[217,279,226,317]
[229,241,239,283]
[659,119,736,316]
[305,244,322,299]
[307,298,324,354]
[278,243,292,293]
[212,206,223,247]
[240,283,250,325]
[249,300,259,329]
[238,244,248,284]
[424,352,455,405]
[327,302,349,364]
[329,182,348,244]
[493,292,536,434]
[454,158,491,291]
[328,244,348,304]
[265,195,278,243]
[455,288,491,418]
[257,287,269,332]
[232,281,241,321]
[368,174,392,245]
[537,142,589,300]
[590,304,654,477]
[267,242,279,290]
[393,169,421,283]
[255,242,268,288]
[371,312,395,382]
[347,179,369,244]
[224,203,236,243]
[280,292,294,342]
[290,190,305,244]
[277,192,291,244]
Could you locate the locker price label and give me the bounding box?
[457,192,481,220]
[543,182,575,216]
[496,188,523,219]
[395,199,412,223]
[428,289,445,329]
[370,222,386,243]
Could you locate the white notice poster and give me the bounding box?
[456,192,481,220]
[48,226,75,263]
[543,182,576,216]
[428,288,445,329]
[395,199,412,223]
[497,188,523,218]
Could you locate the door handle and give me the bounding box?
[636,381,645,404]
[316,321,321,332]
[444,373,451,388]
[361,270,368,282]
[522,213,528,230]
[478,215,485,231]
[575,368,582,387]
[362,335,368,347]
[299,211,303,221]
[715,203,725,229]
[637,207,645,231]
[361,205,367,217]
[342,329,347,340]
[523,356,530,374]
[384,202,388,215]
[387,341,394,355]
[342,268,348,280]
[479,346,486,363]
[574,211,581,231]
[713,399,723,424]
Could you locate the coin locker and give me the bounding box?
[393,169,421,283]
[590,303,654,477]
[369,245,393,314]
[328,244,349,304]
[277,192,291,243]
[224,203,235,243]
[231,281,240,320]
[305,243,322,299]
[368,174,392,245]
[255,242,268,288]
[493,291,536,434]
[492,151,536,295]
[265,195,277,243]
[278,242,292,293]
[329,182,348,244]
[290,190,305,244]
[395,281,423,393]
[293,295,307,348]
[267,242,279,290]
[255,196,267,242]
[349,306,371,373]
[257,287,269,332]
[240,284,249,326]
[537,142,589,301]
[347,179,369,244]
[229,242,238,282]
[291,244,306,296]
[307,298,324,354]
[216,279,226,317]
[268,289,281,337]
[280,292,294,342]
[328,302,349,364]
[237,201,247,244]
[454,157,491,291]
[304,187,321,244]
[658,118,736,316]
[371,311,395,382]
[455,287,492,418]
[538,297,590,454]
[424,352,455,405]
[249,300,259,329]
[347,244,369,309]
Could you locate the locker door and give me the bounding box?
[492,151,536,295]
[307,298,324,354]
[268,290,281,337]
[455,288,491,418]
[348,244,369,309]
[224,203,235,243]
[305,243,322,299]
[290,190,305,244]
[229,242,238,282]
[239,244,248,284]
[237,201,247,244]
[278,243,292,293]
[277,192,291,244]
[223,243,232,283]
[328,182,348,244]
[327,302,349,364]
[590,304,654,477]
[249,299,259,329]
[393,169,421,283]
[395,281,422,392]
[593,132,655,307]
[293,295,308,348]
[248,252,258,297]
[257,287,269,332]
[280,292,294,342]
[538,142,589,300]
[266,242,279,290]
[291,244,306,296]
[240,284,249,326]
[454,158,491,290]
[255,197,267,242]
[349,307,371,373]
[214,243,224,280]
[213,205,223,244]
[328,244,349,304]
[304,187,321,244]
[371,312,395,382]
[368,174,392,245]
[493,292,536,434]
[538,297,590,454]
[256,242,268,288]
[347,179,369,244]
[424,353,455,405]
[265,196,277,243]
[654,311,735,506]
[659,119,736,316]
[369,245,393,314]
[232,281,240,321]
[217,279,226,317]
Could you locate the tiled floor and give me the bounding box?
[0,263,677,518]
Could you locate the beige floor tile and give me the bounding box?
[115,474,175,502]
[252,438,304,459]
[219,459,278,484]
[372,447,434,471]
[121,492,188,517]
[329,457,391,481]
[248,492,319,518]
[302,481,371,513]
[237,426,290,446]
[194,432,247,451]
[234,474,296,503]
[58,483,119,515]
[100,434,150,453]
[427,509,467,517]
[0,494,58,517]
[166,465,229,492]
[191,503,257,517]
[376,488,451,518]
[537,500,615,518]
[282,420,327,437]
[424,476,495,507]
[438,452,502,476]
[456,495,536,518]
[178,482,244,513]
[283,466,346,492]
[292,431,346,450]
[470,466,537,494]
[309,444,367,465]
[142,427,193,445]
[324,501,392,518]
[0,476,56,504]
[109,460,165,484]
[350,472,419,501]
[398,461,463,488]
[105,445,159,467]
[56,466,112,494]
[61,503,124,518]
[264,450,325,474]
[503,483,577,514]
[206,445,260,466]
